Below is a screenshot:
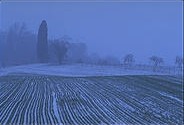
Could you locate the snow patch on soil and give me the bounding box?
[52,92,61,123]
[159,92,182,103]
[0,63,177,77]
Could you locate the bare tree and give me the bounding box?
[175,56,183,68]
[175,56,183,74]
[149,56,164,72]
[123,54,135,67]
[51,39,69,64]
[4,23,37,66]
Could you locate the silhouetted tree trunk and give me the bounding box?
[37,20,48,63]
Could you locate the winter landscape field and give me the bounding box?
[0,1,183,125]
[0,64,183,124]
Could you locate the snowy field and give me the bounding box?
[0,74,183,124]
[0,64,178,76]
[0,64,183,124]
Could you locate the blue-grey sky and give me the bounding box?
[0,2,1,29]
[0,1,183,65]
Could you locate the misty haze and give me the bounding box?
[0,1,183,125]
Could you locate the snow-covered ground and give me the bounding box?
[0,63,177,76]
[0,75,182,124]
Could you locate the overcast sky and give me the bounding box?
[0,1,183,65]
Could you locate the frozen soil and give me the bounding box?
[0,64,177,77]
[0,74,183,124]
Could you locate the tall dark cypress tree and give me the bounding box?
[37,20,48,63]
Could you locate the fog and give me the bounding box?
[0,1,183,65]
[0,2,183,124]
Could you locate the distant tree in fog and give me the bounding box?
[149,56,164,72]
[86,53,100,65]
[50,39,69,64]
[4,23,37,66]
[175,56,183,68]
[0,31,7,67]
[67,42,87,63]
[123,54,135,66]
[97,56,120,65]
[37,20,48,63]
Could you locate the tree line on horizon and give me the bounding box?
[0,21,88,66]
[0,20,183,72]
